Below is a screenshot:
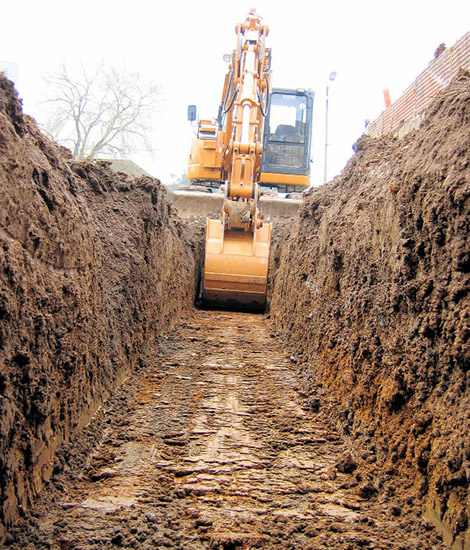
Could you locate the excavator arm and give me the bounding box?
[201,10,273,310]
[181,10,315,308]
[222,13,270,223]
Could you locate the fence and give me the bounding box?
[368,31,470,138]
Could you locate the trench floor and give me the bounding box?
[9,310,443,549]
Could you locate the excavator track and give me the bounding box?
[10,311,443,549]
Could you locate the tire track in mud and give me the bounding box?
[9,310,443,549]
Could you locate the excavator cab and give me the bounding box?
[260,88,315,193]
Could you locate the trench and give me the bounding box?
[1,70,469,549]
[7,310,444,549]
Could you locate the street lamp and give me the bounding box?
[324,71,337,184]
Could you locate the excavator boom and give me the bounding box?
[193,10,272,310]
[182,11,314,310]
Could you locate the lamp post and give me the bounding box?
[324,71,337,184]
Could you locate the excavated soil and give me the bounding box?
[0,69,468,549]
[0,74,203,538]
[269,72,470,547]
[6,311,444,549]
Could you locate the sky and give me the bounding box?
[1,0,469,187]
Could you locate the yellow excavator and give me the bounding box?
[182,10,314,310]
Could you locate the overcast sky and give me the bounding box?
[2,0,469,186]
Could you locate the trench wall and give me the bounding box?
[0,75,202,537]
[269,73,470,547]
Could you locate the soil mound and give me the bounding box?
[270,72,470,546]
[0,74,203,538]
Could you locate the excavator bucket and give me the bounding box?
[201,218,272,311]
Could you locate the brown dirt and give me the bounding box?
[269,72,470,547]
[0,69,468,550]
[0,74,203,538]
[5,311,444,549]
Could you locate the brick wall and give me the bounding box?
[368,31,470,137]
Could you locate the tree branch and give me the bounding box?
[42,62,160,159]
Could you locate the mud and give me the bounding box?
[269,72,470,547]
[0,74,203,537]
[6,311,444,549]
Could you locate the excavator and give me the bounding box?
[181,10,314,311]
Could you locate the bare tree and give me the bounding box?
[43,62,160,159]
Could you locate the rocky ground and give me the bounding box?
[6,311,444,549]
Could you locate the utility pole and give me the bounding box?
[324,71,337,184]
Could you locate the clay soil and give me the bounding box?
[269,72,470,547]
[6,311,444,549]
[0,68,468,550]
[0,73,202,539]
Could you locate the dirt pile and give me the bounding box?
[0,74,203,538]
[269,72,470,547]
